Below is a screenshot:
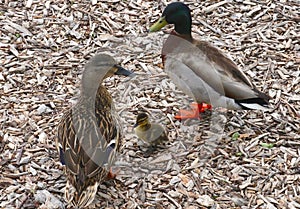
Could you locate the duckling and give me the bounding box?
[134,113,169,147]
[56,54,133,208]
[149,2,270,120]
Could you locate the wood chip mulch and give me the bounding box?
[0,0,299,209]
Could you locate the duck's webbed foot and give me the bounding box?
[174,102,212,120]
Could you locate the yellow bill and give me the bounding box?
[149,17,168,32]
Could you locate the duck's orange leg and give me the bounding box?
[106,167,120,179]
[190,102,212,113]
[174,102,212,120]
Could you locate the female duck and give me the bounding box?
[149,2,270,119]
[57,54,133,207]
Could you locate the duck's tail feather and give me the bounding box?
[236,98,271,111]
[65,180,99,208]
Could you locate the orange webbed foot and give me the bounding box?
[189,102,212,113]
[174,109,200,120]
[174,102,212,120]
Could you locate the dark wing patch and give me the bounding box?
[59,146,65,165]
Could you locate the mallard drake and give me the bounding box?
[149,2,270,120]
[56,54,133,208]
[134,113,169,146]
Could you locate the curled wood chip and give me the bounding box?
[196,195,215,207]
[5,20,32,36]
[34,190,64,209]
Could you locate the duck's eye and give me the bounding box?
[159,20,163,23]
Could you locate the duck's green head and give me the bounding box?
[134,113,150,128]
[149,2,192,35]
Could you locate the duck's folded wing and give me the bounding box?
[57,108,119,179]
[165,54,239,108]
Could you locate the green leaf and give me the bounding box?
[232,132,240,140]
[260,142,274,149]
[236,152,243,156]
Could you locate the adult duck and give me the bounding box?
[57,54,133,207]
[149,2,270,119]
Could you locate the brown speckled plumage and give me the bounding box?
[56,54,132,207]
